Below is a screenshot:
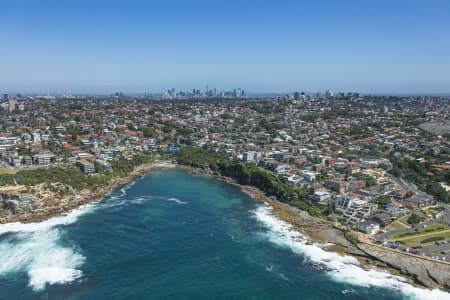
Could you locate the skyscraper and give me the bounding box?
[8,99,16,113]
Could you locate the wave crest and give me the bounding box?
[252,205,450,300]
[0,228,85,291]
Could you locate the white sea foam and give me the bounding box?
[120,181,136,196]
[0,228,85,291]
[0,179,148,291]
[252,205,450,300]
[111,195,187,206]
[0,203,96,235]
[342,288,355,294]
[0,201,93,291]
[166,197,187,205]
[265,264,274,272]
[102,179,186,207]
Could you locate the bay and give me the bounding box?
[0,170,447,300]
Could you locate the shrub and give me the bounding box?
[420,236,445,244]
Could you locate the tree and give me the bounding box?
[17,145,32,156]
[178,128,193,136]
[175,146,319,217]
[407,213,424,226]
[140,127,155,138]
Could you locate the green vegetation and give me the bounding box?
[387,221,408,231]
[392,223,448,239]
[178,128,193,136]
[140,127,155,137]
[344,231,359,245]
[0,174,15,186]
[176,146,320,216]
[390,157,450,203]
[65,125,84,143]
[423,206,445,217]
[389,223,450,245]
[395,231,450,246]
[0,153,153,193]
[234,117,246,126]
[12,166,109,190]
[375,195,393,206]
[17,145,33,156]
[109,154,153,177]
[407,213,425,226]
[420,236,445,244]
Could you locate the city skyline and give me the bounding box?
[1,0,450,94]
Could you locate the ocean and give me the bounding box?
[0,169,448,300]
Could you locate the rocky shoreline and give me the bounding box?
[0,162,176,225]
[178,165,450,292]
[0,163,448,292]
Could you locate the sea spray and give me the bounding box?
[0,229,85,291]
[0,200,95,291]
[166,197,187,205]
[252,204,450,300]
[0,202,96,235]
[2,169,449,299]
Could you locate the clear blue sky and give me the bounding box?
[1,0,450,94]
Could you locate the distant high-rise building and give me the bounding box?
[233,88,242,98]
[325,89,334,98]
[294,91,300,100]
[8,99,16,113]
[2,93,8,100]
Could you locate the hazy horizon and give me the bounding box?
[1,0,450,94]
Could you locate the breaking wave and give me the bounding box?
[0,202,94,291]
[0,229,85,291]
[104,191,187,208]
[166,197,187,205]
[0,203,96,235]
[252,205,450,300]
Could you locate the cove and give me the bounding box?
[0,169,448,300]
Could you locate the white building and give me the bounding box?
[33,153,54,165]
[311,191,332,204]
[301,170,319,182]
[358,220,380,236]
[0,137,20,146]
[32,132,41,142]
[243,151,259,163]
[286,175,303,185]
[273,164,289,176]
[8,156,21,167]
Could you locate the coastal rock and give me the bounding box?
[357,243,450,289]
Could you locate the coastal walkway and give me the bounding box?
[357,233,450,266]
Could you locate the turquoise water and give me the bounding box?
[0,170,448,299]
